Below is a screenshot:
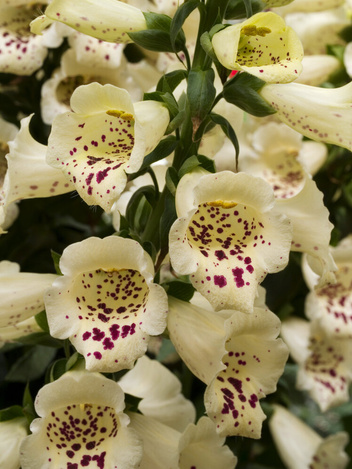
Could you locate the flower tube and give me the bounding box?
[44,236,168,372]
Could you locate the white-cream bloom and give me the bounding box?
[20,370,142,469]
[0,260,57,329]
[168,297,289,438]
[44,236,168,372]
[275,0,346,14]
[128,413,237,469]
[239,122,335,286]
[0,417,27,469]
[260,81,352,151]
[281,317,352,411]
[344,42,352,79]
[0,316,42,348]
[30,0,147,44]
[295,55,341,86]
[169,170,292,313]
[212,12,303,83]
[46,83,169,212]
[269,405,349,469]
[304,236,352,337]
[119,355,196,432]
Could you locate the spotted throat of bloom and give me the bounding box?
[169,170,292,313]
[46,82,170,213]
[259,79,352,152]
[211,12,303,84]
[269,405,349,469]
[30,0,147,44]
[44,236,168,372]
[281,317,352,411]
[168,297,289,438]
[19,370,143,469]
[239,122,336,287]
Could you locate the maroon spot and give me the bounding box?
[92,328,105,341]
[232,267,245,287]
[86,441,95,450]
[103,338,114,350]
[249,394,258,408]
[215,250,227,261]
[82,332,91,341]
[66,450,75,458]
[110,324,120,340]
[244,257,251,264]
[228,377,243,394]
[117,306,126,314]
[93,352,102,360]
[246,265,254,274]
[72,444,81,451]
[92,452,106,469]
[214,275,227,288]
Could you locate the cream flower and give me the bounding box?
[269,405,349,469]
[46,83,169,212]
[0,316,42,348]
[0,260,57,329]
[0,417,28,469]
[239,122,335,286]
[44,236,168,372]
[168,297,289,438]
[30,0,147,44]
[128,413,237,469]
[275,0,345,13]
[119,355,195,432]
[295,55,341,86]
[169,171,292,313]
[344,42,352,79]
[20,370,142,469]
[260,81,352,151]
[281,317,352,411]
[212,12,303,83]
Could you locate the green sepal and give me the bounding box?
[225,0,264,19]
[165,109,187,134]
[223,72,277,117]
[200,31,218,62]
[210,112,239,169]
[49,358,68,382]
[170,0,201,50]
[187,68,216,129]
[0,405,24,422]
[51,249,62,275]
[165,167,179,196]
[125,185,156,231]
[165,280,195,302]
[178,154,215,178]
[159,190,177,251]
[161,92,179,118]
[139,136,178,172]
[35,310,50,333]
[156,69,188,93]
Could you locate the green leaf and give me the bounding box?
[156,338,178,362]
[161,92,179,117]
[210,112,239,168]
[165,167,179,196]
[51,250,62,275]
[6,345,57,382]
[200,31,218,62]
[187,68,216,126]
[242,0,253,17]
[225,0,264,19]
[143,91,164,103]
[326,44,346,62]
[35,310,49,333]
[223,72,276,117]
[170,0,201,51]
[197,154,216,173]
[140,136,178,171]
[22,383,36,425]
[0,405,24,422]
[125,185,156,228]
[17,332,63,348]
[49,358,68,382]
[165,109,186,134]
[178,155,201,178]
[159,190,177,250]
[156,69,188,93]
[166,281,195,302]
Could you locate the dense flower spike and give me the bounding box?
[119,355,196,431]
[0,417,28,469]
[0,260,57,328]
[20,370,143,469]
[169,171,292,312]
[168,298,289,438]
[260,81,352,151]
[30,0,147,43]
[269,405,349,469]
[46,83,169,212]
[212,12,303,83]
[281,318,352,411]
[44,236,168,372]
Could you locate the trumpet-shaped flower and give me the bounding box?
[168,297,289,438]
[239,122,335,286]
[269,405,349,469]
[281,317,352,411]
[260,81,352,151]
[295,55,341,86]
[20,370,142,469]
[0,260,57,329]
[212,12,303,83]
[0,316,42,347]
[44,236,168,372]
[46,83,169,212]
[128,413,237,469]
[0,417,28,469]
[119,355,195,431]
[169,171,292,313]
[30,0,147,44]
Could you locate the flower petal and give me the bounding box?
[0,417,28,469]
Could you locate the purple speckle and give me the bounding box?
[214,275,227,288]
[232,267,245,287]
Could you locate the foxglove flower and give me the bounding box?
[239,122,335,286]
[0,260,57,329]
[260,81,352,151]
[269,405,349,469]
[281,317,352,411]
[44,236,168,372]
[295,55,341,86]
[46,83,169,212]
[212,12,303,83]
[168,297,289,438]
[0,316,42,347]
[275,0,345,13]
[31,0,147,44]
[119,355,195,432]
[20,370,142,469]
[169,171,292,313]
[0,417,28,469]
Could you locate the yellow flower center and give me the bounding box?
[106,110,134,122]
[206,200,238,209]
[241,25,271,37]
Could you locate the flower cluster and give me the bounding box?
[0,0,351,467]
